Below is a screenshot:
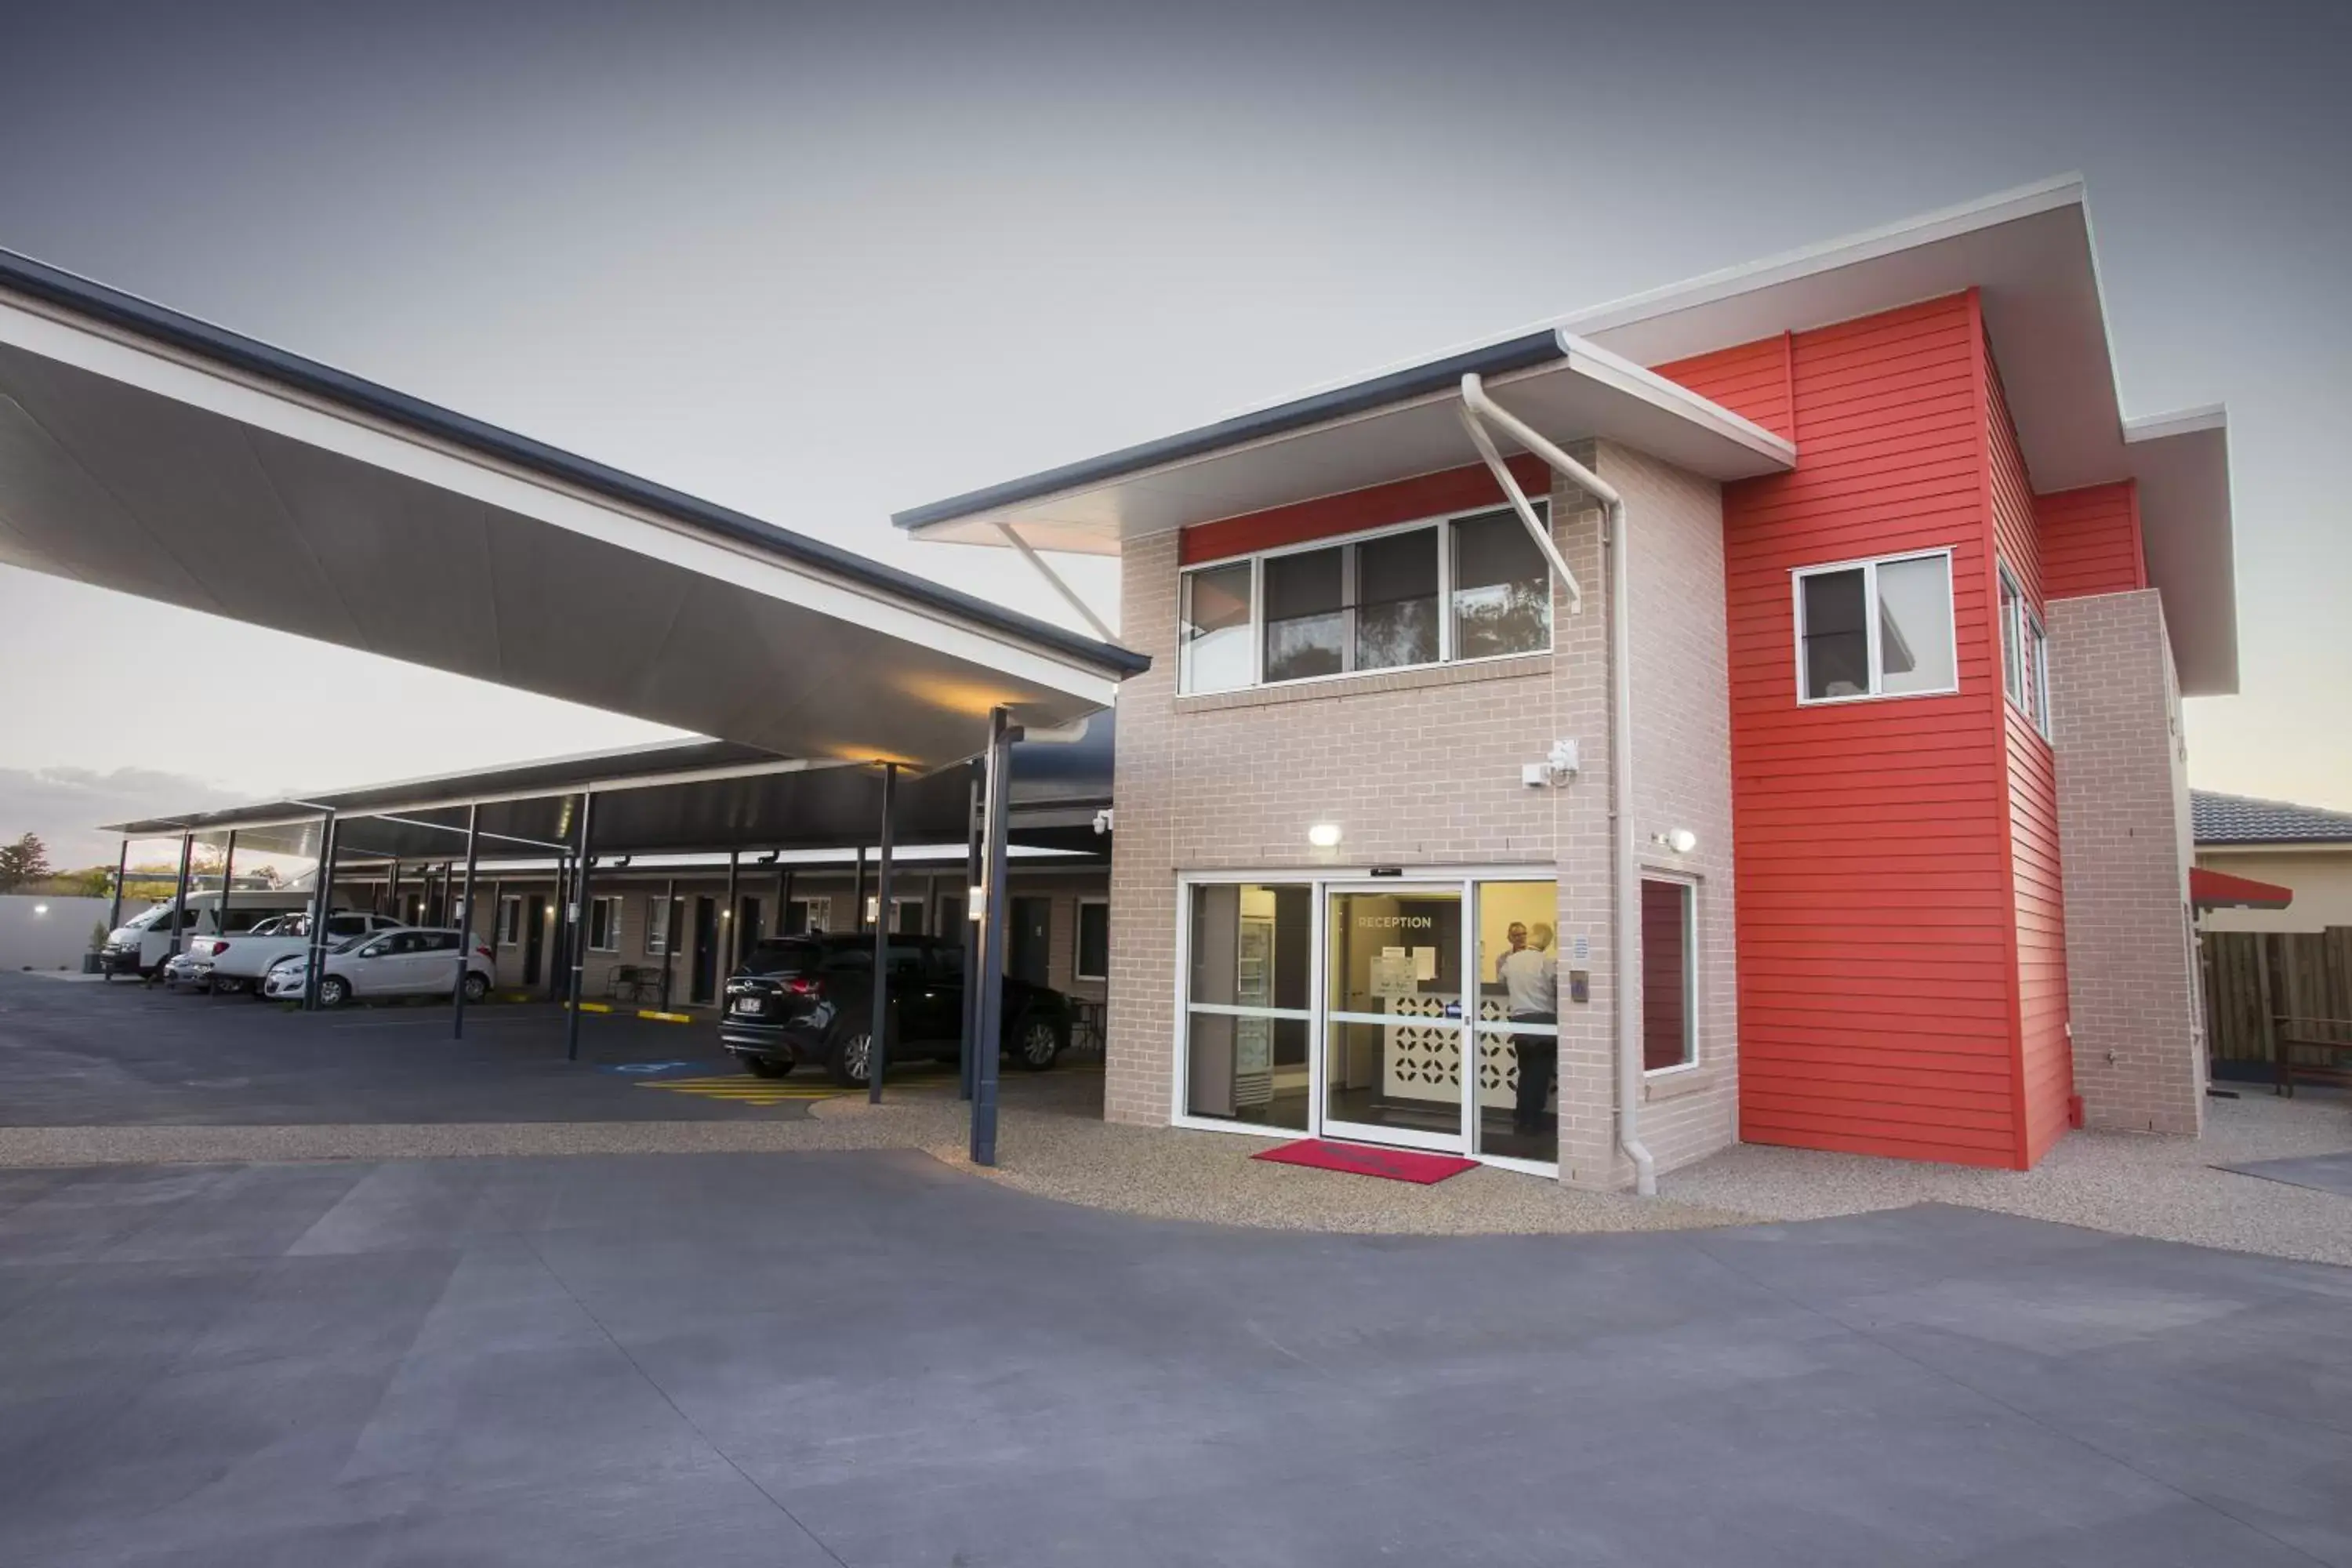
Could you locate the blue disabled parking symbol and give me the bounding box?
[604,1061,694,1076]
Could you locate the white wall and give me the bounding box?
[1,895,112,971]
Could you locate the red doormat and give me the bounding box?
[1252,1138,1478,1185]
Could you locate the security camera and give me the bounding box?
[1092,808,1115,836]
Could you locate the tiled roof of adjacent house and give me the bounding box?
[2192,790,2352,845]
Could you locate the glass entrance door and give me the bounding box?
[1323,884,1468,1152]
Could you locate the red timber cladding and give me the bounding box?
[2035,481,2147,598]
[1984,336,2072,1165]
[1660,293,2031,1168]
[1178,455,1552,564]
[1642,333,1795,442]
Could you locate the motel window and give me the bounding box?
[587,895,622,953]
[1075,898,1110,982]
[497,896,521,947]
[1640,879,1696,1072]
[1998,563,2053,741]
[1794,550,1955,703]
[1178,504,1551,695]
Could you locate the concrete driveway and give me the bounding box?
[2,1149,2347,1567]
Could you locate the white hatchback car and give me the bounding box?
[263,928,495,1007]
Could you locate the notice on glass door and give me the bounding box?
[1371,947,1414,996]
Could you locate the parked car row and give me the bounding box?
[113,897,495,1007]
[719,932,1073,1084]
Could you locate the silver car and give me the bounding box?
[263,928,495,1007]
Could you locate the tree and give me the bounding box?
[0,833,53,894]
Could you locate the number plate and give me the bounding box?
[736,998,764,1015]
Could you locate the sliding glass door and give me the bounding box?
[1177,873,1560,1171]
[1323,884,1468,1153]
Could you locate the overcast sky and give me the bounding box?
[2,0,2347,866]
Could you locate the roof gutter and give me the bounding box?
[1461,373,1655,1197]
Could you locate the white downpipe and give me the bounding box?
[992,522,1118,644]
[1460,374,1657,1196]
[1454,401,1584,612]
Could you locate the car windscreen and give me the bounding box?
[330,934,374,954]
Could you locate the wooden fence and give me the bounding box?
[2203,927,2352,1069]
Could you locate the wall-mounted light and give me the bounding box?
[32,904,49,916]
[1307,823,1343,849]
[1651,828,1698,855]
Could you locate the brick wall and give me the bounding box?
[1603,442,1740,1177]
[1107,456,1736,1191]
[2045,590,2203,1134]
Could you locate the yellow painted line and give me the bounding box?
[562,1000,614,1014]
[637,1009,694,1024]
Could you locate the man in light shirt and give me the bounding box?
[1497,922,1558,1136]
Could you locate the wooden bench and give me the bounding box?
[2273,1016,2352,1096]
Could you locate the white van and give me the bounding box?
[100,889,316,980]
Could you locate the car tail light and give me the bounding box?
[475,945,493,960]
[782,976,822,996]
[211,942,230,956]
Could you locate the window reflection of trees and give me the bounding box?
[1453,579,1550,659]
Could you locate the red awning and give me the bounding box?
[2190,866,2295,910]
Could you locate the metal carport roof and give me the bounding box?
[0,247,1145,768]
[101,718,1118,866]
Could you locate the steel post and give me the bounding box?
[107,839,127,935]
[869,763,897,1104]
[452,804,481,1039]
[212,829,237,999]
[163,832,193,982]
[658,877,678,1012]
[724,850,741,976]
[973,710,1016,1166]
[960,768,982,1102]
[303,815,336,1010]
[564,796,595,1061]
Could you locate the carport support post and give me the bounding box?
[166,833,193,967]
[960,769,981,1102]
[658,877,678,1012]
[452,804,480,1040]
[303,814,336,1011]
[869,762,897,1104]
[724,851,741,975]
[386,861,401,922]
[854,846,867,932]
[564,794,596,1062]
[212,829,238,997]
[107,838,128,934]
[973,709,1015,1167]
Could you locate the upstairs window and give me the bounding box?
[1998,563,2053,739]
[1178,504,1551,695]
[1793,550,1956,704]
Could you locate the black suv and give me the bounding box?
[719,933,1073,1085]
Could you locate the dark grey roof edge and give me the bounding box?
[891,329,1568,531]
[0,245,1148,680]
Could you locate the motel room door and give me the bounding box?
[1320,883,1472,1153]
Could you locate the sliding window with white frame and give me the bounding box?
[1792,549,1957,704]
[1178,504,1552,695]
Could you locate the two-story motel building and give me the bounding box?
[896,177,2235,1189]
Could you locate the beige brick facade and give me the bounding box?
[1106,448,1742,1188]
[2046,590,2204,1134]
[1605,443,1740,1178]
